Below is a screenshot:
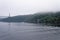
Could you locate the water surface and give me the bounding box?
[0,22,60,40]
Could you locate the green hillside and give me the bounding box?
[1,12,60,26]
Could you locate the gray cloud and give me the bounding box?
[0,0,60,16]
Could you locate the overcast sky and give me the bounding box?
[0,0,60,16]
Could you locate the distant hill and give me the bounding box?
[0,16,7,18]
[0,16,7,19]
[0,15,32,22]
[1,12,60,26]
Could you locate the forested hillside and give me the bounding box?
[1,12,60,26]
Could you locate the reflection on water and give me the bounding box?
[0,22,60,40]
[8,23,11,32]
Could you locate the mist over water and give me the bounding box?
[0,0,60,40]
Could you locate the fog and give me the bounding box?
[0,0,60,16]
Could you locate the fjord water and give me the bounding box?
[0,22,60,40]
